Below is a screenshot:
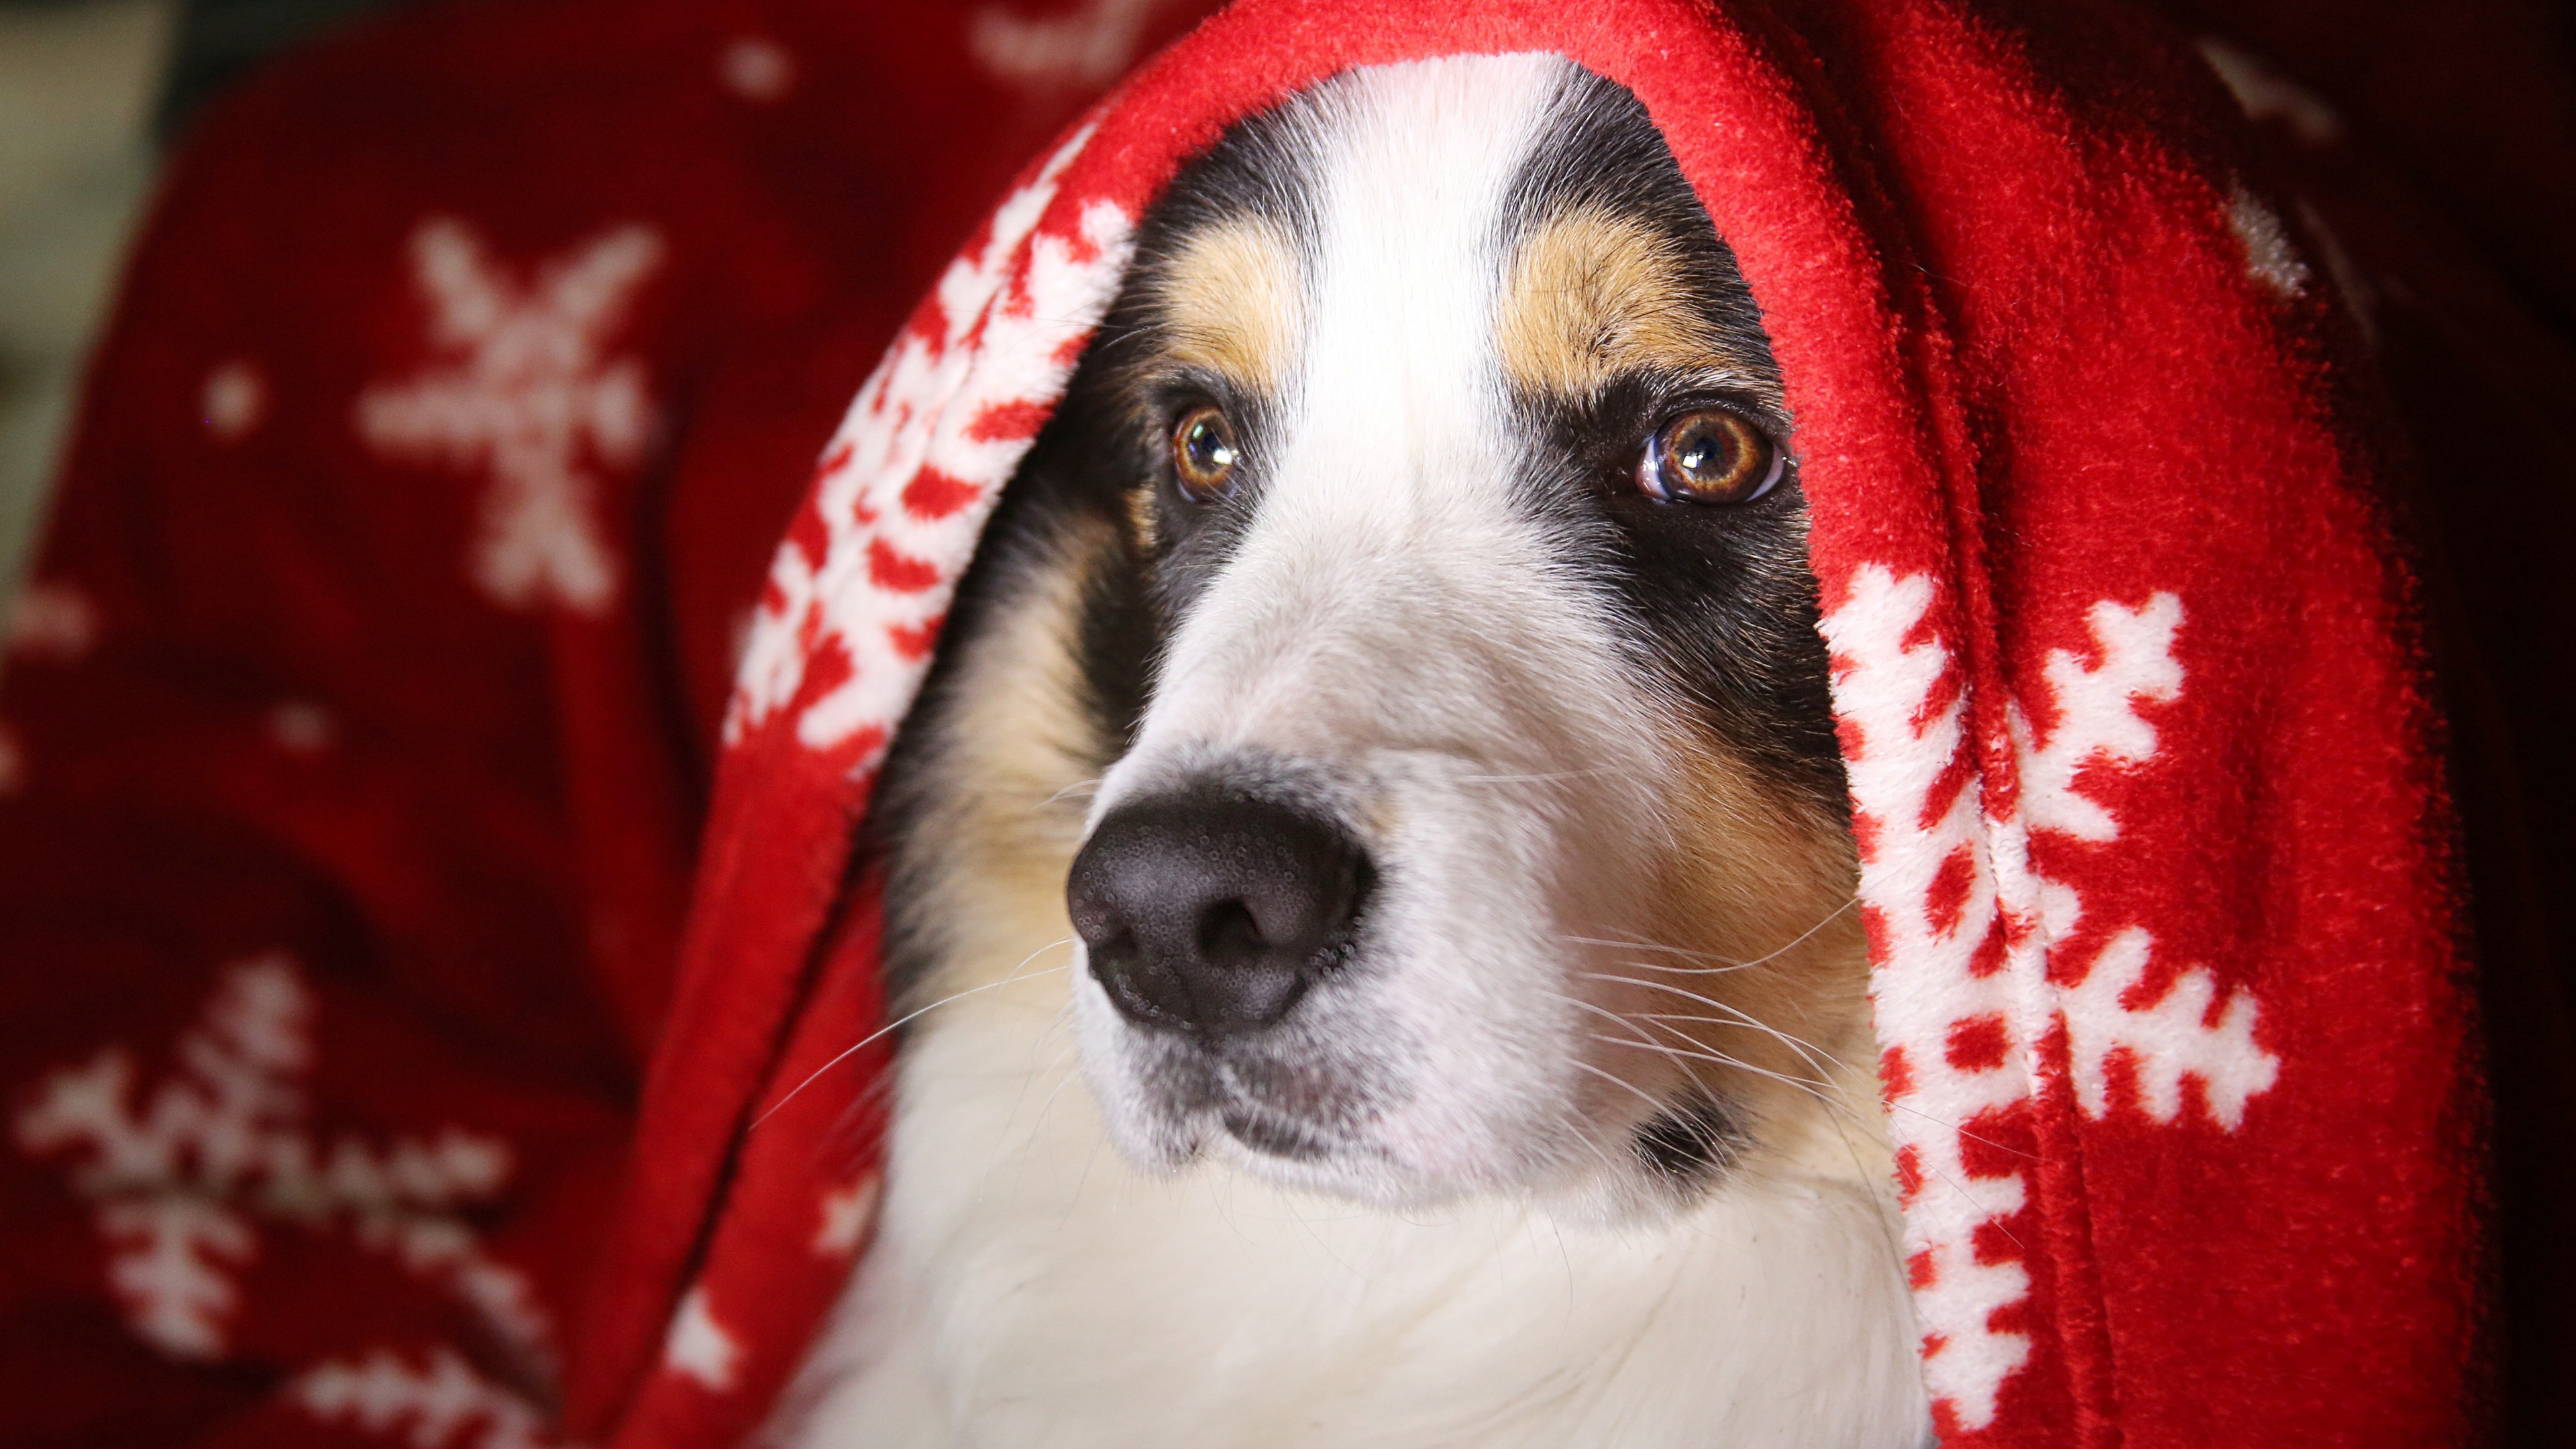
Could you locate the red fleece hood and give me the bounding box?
[582,1,2483,1444]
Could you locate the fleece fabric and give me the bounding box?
[0,0,1211,1444]
[9,1,2569,1447]
[606,1,2495,1446]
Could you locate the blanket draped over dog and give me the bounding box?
[614,1,2490,1443]
[12,0,2565,1445]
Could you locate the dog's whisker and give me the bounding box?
[1589,1024,1829,1091]
[1044,777,1106,804]
[1615,1010,1848,1112]
[1603,988,1849,1081]
[1540,991,1854,1158]
[1746,895,1863,965]
[1595,1017,2015,1183]
[1585,1032,1862,1125]
[1581,971,1843,1066]
[1560,932,1748,965]
[1626,1008,1847,1086]
[1563,989,1866,1128]
[1569,951,1758,977]
[1453,767,1617,786]
[1540,1095,1650,1182]
[1546,987,1841,1124]
[1562,988,2009,1155]
[753,942,1077,1130]
[1563,1056,1678,1120]
[1558,896,1859,977]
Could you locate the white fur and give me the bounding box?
[782,981,1923,1448]
[775,56,1929,1448]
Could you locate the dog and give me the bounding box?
[772,52,1928,1448]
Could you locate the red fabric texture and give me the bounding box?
[617,0,2500,1444]
[6,0,2563,1446]
[2171,7,2576,1436]
[0,1,1208,1445]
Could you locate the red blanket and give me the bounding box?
[8,1,2570,1446]
[0,0,1207,1444]
[601,1,2500,1444]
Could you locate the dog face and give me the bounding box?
[881,54,1864,1216]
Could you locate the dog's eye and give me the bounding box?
[1171,407,1242,502]
[1640,410,1782,504]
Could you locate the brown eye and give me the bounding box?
[1640,409,1782,504]
[1171,406,1241,501]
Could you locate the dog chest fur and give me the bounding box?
[776,981,1921,1448]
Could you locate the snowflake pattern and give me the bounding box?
[5,579,101,661]
[813,1175,881,1257]
[201,358,268,441]
[719,36,796,102]
[971,0,1171,90]
[726,126,1130,768]
[662,1285,742,1390]
[357,217,663,617]
[11,956,553,1374]
[292,1347,559,1449]
[1821,568,2279,1432]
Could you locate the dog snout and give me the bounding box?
[1067,784,1372,1038]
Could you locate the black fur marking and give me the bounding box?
[1631,1091,1748,1183]
[865,95,1338,1014]
[1506,71,1848,818]
[1084,93,1332,625]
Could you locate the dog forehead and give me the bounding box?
[1142,54,1766,494]
[1232,54,1576,518]
[1154,221,1303,395]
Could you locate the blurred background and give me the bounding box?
[1,0,163,607]
[9,0,2576,616]
[1,0,399,604]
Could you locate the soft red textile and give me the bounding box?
[0,1,1208,1445]
[608,0,2494,1445]
[6,0,2560,1446]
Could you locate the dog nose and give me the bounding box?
[1067,785,1371,1037]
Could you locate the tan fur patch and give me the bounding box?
[899,515,1120,1008]
[1605,730,1876,1154]
[1124,484,1159,555]
[1155,221,1301,392]
[1499,205,1745,398]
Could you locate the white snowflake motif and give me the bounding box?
[1822,568,2279,1433]
[1997,592,2279,1133]
[5,579,101,661]
[201,359,268,441]
[11,956,553,1374]
[293,1347,559,1449]
[661,1285,742,1391]
[358,217,663,617]
[719,36,795,102]
[727,125,1132,767]
[813,1174,881,1257]
[971,0,1171,90]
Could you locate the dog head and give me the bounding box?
[897,53,1865,1216]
